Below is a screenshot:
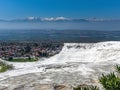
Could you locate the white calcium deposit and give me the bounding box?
[0,41,120,81]
[42,41,120,64]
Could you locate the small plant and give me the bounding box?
[99,72,120,90]
[115,65,120,73]
[73,85,99,90]
[0,62,13,72]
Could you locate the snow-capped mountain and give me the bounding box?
[41,16,70,21]
[0,16,120,22]
[10,16,71,22]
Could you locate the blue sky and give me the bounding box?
[0,0,120,19]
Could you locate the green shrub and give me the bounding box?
[8,58,38,62]
[99,72,120,90]
[73,85,99,90]
[115,65,120,73]
[0,62,13,72]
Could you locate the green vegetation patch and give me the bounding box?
[99,72,120,90]
[115,64,120,73]
[98,65,120,90]
[8,58,39,62]
[0,62,13,73]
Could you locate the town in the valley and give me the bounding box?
[0,41,63,61]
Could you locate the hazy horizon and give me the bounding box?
[0,21,120,30]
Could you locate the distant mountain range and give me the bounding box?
[0,16,120,22]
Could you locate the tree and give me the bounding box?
[8,56,13,61]
[28,55,31,60]
[25,44,31,53]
